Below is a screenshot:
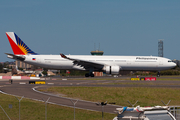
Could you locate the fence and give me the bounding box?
[170,106,180,120]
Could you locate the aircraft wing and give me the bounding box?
[60,53,104,70]
[5,53,25,61]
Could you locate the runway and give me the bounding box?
[0,77,180,114]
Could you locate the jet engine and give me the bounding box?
[103,66,120,75]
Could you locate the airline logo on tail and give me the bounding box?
[6,32,37,55]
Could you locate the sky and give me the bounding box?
[0,0,180,62]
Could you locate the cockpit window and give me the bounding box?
[168,60,172,62]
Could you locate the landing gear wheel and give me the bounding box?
[157,71,160,77]
[85,73,89,77]
[89,72,94,77]
[85,73,94,77]
[90,73,94,77]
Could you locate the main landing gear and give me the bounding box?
[157,71,160,77]
[85,72,94,77]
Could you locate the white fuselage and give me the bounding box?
[21,54,176,72]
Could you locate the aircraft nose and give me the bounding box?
[172,62,177,67]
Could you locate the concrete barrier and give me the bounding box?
[0,76,40,80]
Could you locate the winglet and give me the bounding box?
[60,53,67,59]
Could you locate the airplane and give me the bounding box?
[5,32,176,77]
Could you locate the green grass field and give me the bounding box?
[41,86,180,107]
[0,94,115,120]
[2,86,179,120]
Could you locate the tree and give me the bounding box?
[0,63,3,73]
[42,68,48,76]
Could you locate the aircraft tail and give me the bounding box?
[6,32,38,55]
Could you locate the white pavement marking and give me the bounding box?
[19,82,26,84]
[76,81,94,85]
[47,83,54,85]
[101,81,112,84]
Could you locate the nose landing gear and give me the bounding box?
[157,71,160,77]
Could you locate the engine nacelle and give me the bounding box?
[103,66,120,75]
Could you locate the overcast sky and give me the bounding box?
[1,0,180,62]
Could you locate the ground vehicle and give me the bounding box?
[113,106,176,120]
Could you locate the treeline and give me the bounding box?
[0,63,3,73]
[55,67,180,77]
[135,71,180,76]
[0,61,15,73]
[134,66,180,76]
[160,70,180,75]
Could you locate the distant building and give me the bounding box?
[8,61,15,68]
[16,61,33,69]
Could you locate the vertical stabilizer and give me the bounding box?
[6,32,37,55]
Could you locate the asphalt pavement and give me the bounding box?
[0,77,180,114]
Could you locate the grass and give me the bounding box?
[97,81,180,86]
[0,93,115,120]
[41,86,180,107]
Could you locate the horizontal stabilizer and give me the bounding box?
[5,53,25,61]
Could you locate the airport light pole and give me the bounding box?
[127,100,138,107]
[16,96,24,120]
[70,99,78,120]
[96,101,107,120]
[42,97,50,120]
[161,100,171,106]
